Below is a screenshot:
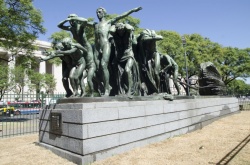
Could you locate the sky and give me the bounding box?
[33,0,250,49]
[33,0,250,83]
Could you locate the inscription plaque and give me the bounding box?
[50,112,62,134]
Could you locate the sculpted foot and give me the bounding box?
[103,90,110,96]
[65,92,73,98]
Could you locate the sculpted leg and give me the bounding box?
[62,68,73,97]
[62,77,73,97]
[173,68,180,95]
[125,58,134,95]
[101,60,110,96]
[101,44,111,96]
[69,67,77,96]
[87,67,96,97]
[153,52,161,93]
[74,64,85,97]
[80,70,87,97]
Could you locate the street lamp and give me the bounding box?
[181,36,190,96]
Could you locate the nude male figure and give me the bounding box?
[160,54,180,95]
[90,7,142,96]
[58,14,96,97]
[109,23,136,95]
[40,42,73,97]
[55,37,86,97]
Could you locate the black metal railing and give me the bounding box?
[0,92,65,138]
[238,98,250,111]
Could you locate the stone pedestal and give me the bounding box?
[39,96,239,165]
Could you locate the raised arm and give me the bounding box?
[111,7,142,24]
[72,16,87,22]
[56,47,78,55]
[71,16,96,28]
[57,18,71,31]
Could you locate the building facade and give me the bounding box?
[0,40,65,96]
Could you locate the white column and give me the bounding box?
[39,61,46,74]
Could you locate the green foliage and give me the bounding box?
[27,70,57,94]
[15,55,39,70]
[156,31,186,77]
[218,47,250,85]
[48,30,71,48]
[43,73,56,94]
[0,0,46,62]
[28,70,44,93]
[157,31,182,56]
[227,79,250,96]
[12,65,26,94]
[0,63,10,100]
[85,17,95,44]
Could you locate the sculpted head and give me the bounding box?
[115,23,125,36]
[55,42,64,50]
[96,7,106,19]
[68,14,78,26]
[68,14,78,18]
[62,37,72,49]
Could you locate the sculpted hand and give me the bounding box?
[39,57,45,62]
[55,50,62,54]
[43,50,51,55]
[134,7,142,12]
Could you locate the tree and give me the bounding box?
[28,70,44,99]
[156,31,189,94]
[49,30,71,47]
[0,63,11,100]
[0,0,46,62]
[43,73,56,94]
[227,79,250,96]
[12,65,26,96]
[218,47,250,85]
[156,32,226,95]
[157,31,182,57]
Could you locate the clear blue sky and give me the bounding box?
[33,0,250,83]
[33,0,250,49]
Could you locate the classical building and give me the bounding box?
[0,40,65,95]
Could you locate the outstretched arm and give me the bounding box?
[56,47,78,55]
[111,7,142,24]
[57,18,71,31]
[72,43,87,52]
[40,55,54,62]
[40,51,64,62]
[161,55,172,72]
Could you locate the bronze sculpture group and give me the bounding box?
[40,7,181,98]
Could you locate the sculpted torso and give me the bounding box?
[94,20,111,51]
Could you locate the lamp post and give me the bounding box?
[181,36,190,96]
